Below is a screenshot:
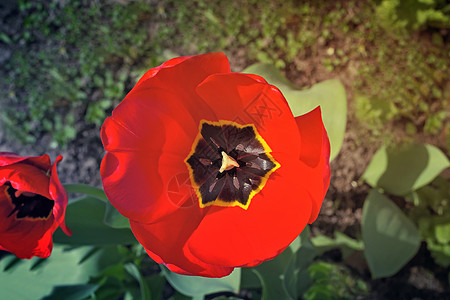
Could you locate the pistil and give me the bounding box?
[219,151,240,173]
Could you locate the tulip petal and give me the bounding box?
[187,153,313,267]
[0,153,51,171]
[196,73,301,157]
[130,206,234,277]
[102,52,232,223]
[101,149,193,223]
[0,164,51,198]
[295,107,331,222]
[0,186,54,258]
[49,155,71,236]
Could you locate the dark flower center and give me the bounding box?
[4,182,54,220]
[185,120,280,209]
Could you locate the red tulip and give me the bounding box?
[101,52,330,277]
[0,153,71,258]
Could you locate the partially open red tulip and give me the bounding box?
[0,153,71,258]
[101,52,330,277]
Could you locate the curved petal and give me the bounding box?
[124,52,231,130]
[101,148,193,223]
[0,153,51,171]
[102,88,197,154]
[295,107,331,222]
[0,164,51,198]
[187,153,313,267]
[130,206,234,277]
[101,104,197,223]
[0,186,54,258]
[196,73,301,156]
[49,155,71,235]
[134,52,228,89]
[102,52,232,223]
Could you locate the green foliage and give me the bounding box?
[52,196,136,246]
[362,143,450,196]
[304,262,368,300]
[375,0,450,31]
[362,142,450,270]
[409,177,450,267]
[2,0,170,147]
[312,232,364,259]
[0,246,106,299]
[162,267,241,298]
[362,189,421,278]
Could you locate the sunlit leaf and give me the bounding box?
[362,144,450,196]
[434,219,450,244]
[162,266,240,298]
[362,190,420,278]
[243,63,347,161]
[53,196,136,245]
[42,284,99,300]
[0,246,103,300]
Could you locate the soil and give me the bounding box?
[0,2,449,299]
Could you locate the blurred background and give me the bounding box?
[0,0,449,299]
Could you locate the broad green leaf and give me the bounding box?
[64,184,108,202]
[253,247,295,300]
[42,284,99,300]
[146,274,166,300]
[240,267,262,290]
[162,266,241,298]
[125,263,152,300]
[284,227,318,299]
[104,201,131,229]
[0,246,103,300]
[362,190,420,278]
[243,63,347,161]
[53,196,136,245]
[362,144,450,196]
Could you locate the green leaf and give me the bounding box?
[63,184,108,202]
[162,267,241,298]
[362,144,450,196]
[0,246,103,300]
[42,284,99,300]
[146,274,166,300]
[253,247,295,300]
[104,201,130,229]
[312,232,364,259]
[53,196,136,245]
[284,227,318,299]
[435,220,450,244]
[125,263,152,300]
[243,63,347,161]
[362,190,421,278]
[427,239,450,267]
